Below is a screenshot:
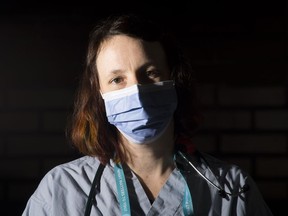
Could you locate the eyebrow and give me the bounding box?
[104,70,125,78]
[103,62,157,79]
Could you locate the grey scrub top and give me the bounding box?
[22,152,273,216]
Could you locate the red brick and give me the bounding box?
[218,86,285,106]
[42,111,69,132]
[0,90,4,109]
[6,88,74,108]
[6,135,74,155]
[0,137,4,154]
[255,110,288,130]
[192,135,217,153]
[0,159,40,178]
[0,184,3,199]
[195,84,216,106]
[256,158,288,177]
[8,182,38,201]
[220,134,287,153]
[202,110,251,129]
[213,40,285,64]
[0,111,38,131]
[257,181,287,200]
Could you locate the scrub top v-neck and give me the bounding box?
[113,162,193,215]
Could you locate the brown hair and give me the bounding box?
[67,14,202,164]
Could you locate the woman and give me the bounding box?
[22,14,273,215]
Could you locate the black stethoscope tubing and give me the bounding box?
[178,151,249,198]
[84,151,249,216]
[84,164,105,216]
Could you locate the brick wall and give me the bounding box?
[193,84,288,215]
[0,16,87,215]
[0,5,286,216]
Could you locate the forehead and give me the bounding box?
[97,35,166,63]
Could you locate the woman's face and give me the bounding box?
[97,35,170,93]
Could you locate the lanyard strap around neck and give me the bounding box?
[114,163,131,216]
[114,163,194,216]
[181,173,194,216]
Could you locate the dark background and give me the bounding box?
[0,1,287,215]
[1,1,286,87]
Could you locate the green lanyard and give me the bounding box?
[114,163,194,216]
[181,173,194,216]
[114,163,131,216]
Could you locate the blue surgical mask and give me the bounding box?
[101,80,178,144]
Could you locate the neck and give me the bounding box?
[118,121,177,201]
[126,143,175,176]
[120,121,176,174]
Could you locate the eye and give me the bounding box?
[146,69,161,79]
[110,76,124,84]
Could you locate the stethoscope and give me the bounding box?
[177,151,250,198]
[84,150,250,216]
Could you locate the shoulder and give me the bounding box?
[40,155,103,188]
[182,150,250,186]
[33,156,102,203]
[199,151,248,177]
[22,156,104,215]
[50,155,101,175]
[199,152,273,215]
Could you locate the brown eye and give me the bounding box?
[146,70,160,78]
[110,77,124,84]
